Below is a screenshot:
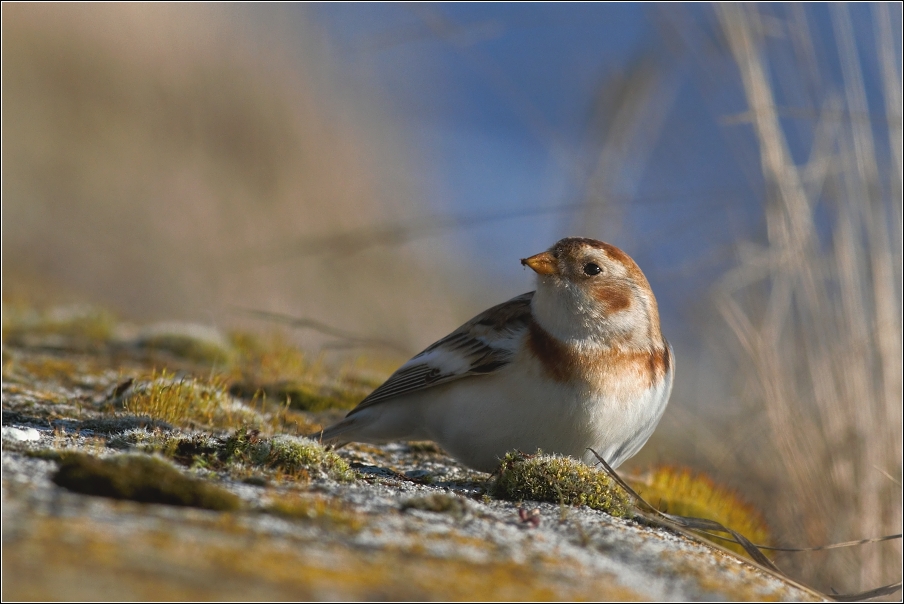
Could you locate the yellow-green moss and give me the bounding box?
[113,428,354,483]
[122,371,263,430]
[491,451,632,517]
[223,430,355,482]
[627,466,771,559]
[51,452,242,511]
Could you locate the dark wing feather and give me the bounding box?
[348,292,534,414]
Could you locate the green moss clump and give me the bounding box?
[51,453,242,511]
[491,452,632,517]
[220,429,271,465]
[111,428,354,482]
[223,431,355,482]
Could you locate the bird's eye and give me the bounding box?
[583,262,602,276]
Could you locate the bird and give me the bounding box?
[318,237,673,473]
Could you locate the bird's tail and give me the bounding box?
[307,417,357,448]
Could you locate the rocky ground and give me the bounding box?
[1,306,824,600]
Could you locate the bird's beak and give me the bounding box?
[521,251,558,275]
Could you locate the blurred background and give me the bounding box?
[2,3,900,594]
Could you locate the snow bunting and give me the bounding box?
[319,237,673,473]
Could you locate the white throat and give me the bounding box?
[531,277,658,350]
[531,279,610,345]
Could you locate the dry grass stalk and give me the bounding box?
[714,3,901,592]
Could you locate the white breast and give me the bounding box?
[412,344,674,472]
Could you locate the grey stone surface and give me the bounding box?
[1,340,825,601]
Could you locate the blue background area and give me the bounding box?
[298,3,900,344]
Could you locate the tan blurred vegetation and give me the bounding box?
[2,4,465,355]
[710,4,901,595]
[563,3,901,593]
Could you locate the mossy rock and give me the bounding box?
[51,452,242,511]
[491,452,632,517]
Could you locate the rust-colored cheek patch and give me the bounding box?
[592,285,632,313]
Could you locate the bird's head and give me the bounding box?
[521,237,663,347]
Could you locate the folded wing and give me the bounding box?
[347,292,534,415]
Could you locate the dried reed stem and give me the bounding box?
[714,3,901,592]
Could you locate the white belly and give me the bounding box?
[346,351,673,473]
